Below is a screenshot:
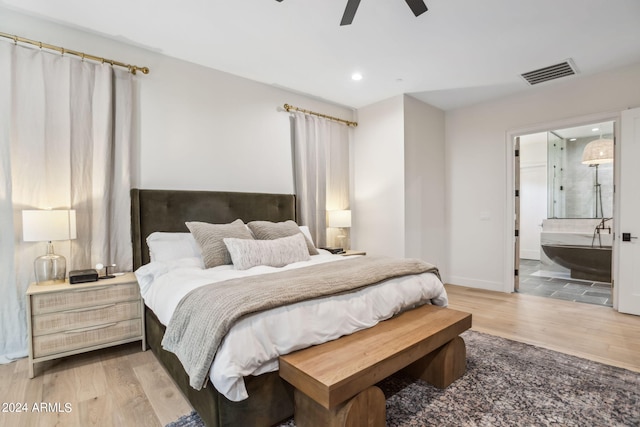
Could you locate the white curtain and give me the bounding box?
[0,43,134,363]
[292,112,350,248]
[325,118,351,247]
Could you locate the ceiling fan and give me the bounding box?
[275,0,428,26]
[341,0,428,25]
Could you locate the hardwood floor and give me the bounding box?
[1,284,639,427]
[445,284,640,373]
[0,344,192,427]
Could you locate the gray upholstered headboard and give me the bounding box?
[130,189,296,269]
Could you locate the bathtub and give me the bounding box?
[541,244,612,282]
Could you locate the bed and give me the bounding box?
[130,188,448,427]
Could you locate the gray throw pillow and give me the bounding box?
[224,233,311,270]
[247,220,319,255]
[186,219,254,268]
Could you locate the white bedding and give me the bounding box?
[135,251,448,401]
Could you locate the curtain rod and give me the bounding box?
[283,103,358,127]
[0,31,150,75]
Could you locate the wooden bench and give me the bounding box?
[279,304,472,427]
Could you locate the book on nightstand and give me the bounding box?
[68,269,99,284]
[320,247,345,254]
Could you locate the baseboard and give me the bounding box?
[446,276,506,293]
[520,250,540,261]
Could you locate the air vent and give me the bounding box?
[520,60,577,85]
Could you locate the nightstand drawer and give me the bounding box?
[31,283,139,315]
[33,318,142,358]
[32,300,141,336]
[26,272,146,378]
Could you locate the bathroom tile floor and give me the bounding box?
[518,259,612,307]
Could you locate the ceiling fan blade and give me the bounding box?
[340,0,362,26]
[404,0,428,17]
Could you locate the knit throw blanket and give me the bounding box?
[161,256,440,390]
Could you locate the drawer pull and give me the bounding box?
[72,286,110,292]
[62,303,117,314]
[64,322,117,334]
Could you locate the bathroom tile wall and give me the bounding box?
[564,136,614,218]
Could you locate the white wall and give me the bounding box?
[352,95,447,272]
[519,133,547,260]
[403,95,447,275]
[7,7,640,294]
[0,7,355,195]
[446,62,640,291]
[353,96,405,257]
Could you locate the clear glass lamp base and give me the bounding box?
[336,230,350,251]
[34,247,67,285]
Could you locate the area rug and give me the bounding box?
[166,330,639,427]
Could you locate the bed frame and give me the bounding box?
[130,189,469,427]
[131,188,298,427]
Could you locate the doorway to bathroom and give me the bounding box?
[515,121,614,307]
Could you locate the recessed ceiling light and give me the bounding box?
[351,72,363,81]
[569,138,577,141]
[592,127,599,132]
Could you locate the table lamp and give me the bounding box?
[22,209,77,285]
[327,209,351,250]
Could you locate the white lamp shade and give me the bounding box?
[582,139,614,165]
[22,210,77,242]
[327,210,351,228]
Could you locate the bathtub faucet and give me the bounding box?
[592,217,612,247]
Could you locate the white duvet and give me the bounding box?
[135,251,448,401]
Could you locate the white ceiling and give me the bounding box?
[554,122,614,140]
[3,0,640,110]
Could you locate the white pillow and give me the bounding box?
[186,219,254,268]
[224,233,311,270]
[298,225,315,248]
[247,220,319,255]
[146,232,202,262]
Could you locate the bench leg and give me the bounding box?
[294,386,385,427]
[404,336,466,388]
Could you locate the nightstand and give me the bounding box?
[342,250,366,256]
[26,272,146,378]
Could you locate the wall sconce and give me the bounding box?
[22,209,77,285]
[327,209,351,250]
